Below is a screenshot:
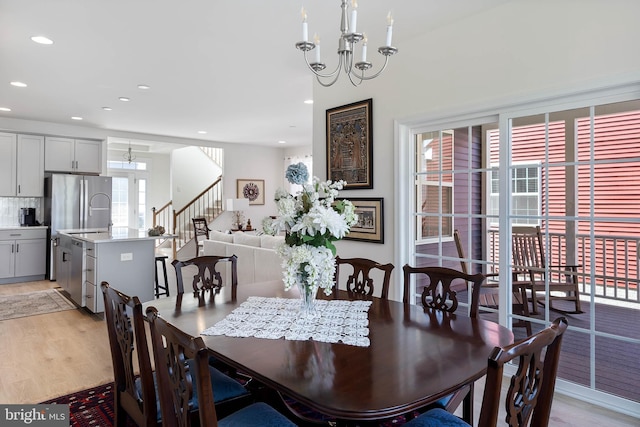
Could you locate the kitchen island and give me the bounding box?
[57,227,173,314]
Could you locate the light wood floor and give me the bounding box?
[1,279,638,426]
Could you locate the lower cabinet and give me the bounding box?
[84,245,103,313]
[0,228,46,283]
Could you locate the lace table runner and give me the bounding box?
[201,296,372,347]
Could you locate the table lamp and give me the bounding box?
[226,198,250,230]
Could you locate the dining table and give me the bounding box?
[141,280,513,425]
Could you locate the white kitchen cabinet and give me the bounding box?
[0,132,44,197]
[45,137,102,174]
[0,228,47,283]
[0,133,17,197]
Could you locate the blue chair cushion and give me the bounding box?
[135,360,249,420]
[403,408,470,427]
[218,402,297,427]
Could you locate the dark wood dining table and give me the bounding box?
[142,280,513,424]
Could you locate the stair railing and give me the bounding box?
[172,175,224,256]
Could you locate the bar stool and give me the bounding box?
[154,255,170,297]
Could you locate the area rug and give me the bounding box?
[41,383,136,427]
[0,288,76,321]
[41,382,418,426]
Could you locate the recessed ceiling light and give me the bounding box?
[10,81,27,88]
[197,130,207,134]
[31,36,53,45]
[71,116,83,120]
[102,107,112,111]
[119,97,130,102]
[137,84,151,90]
[304,99,314,104]
[0,107,11,112]
[278,140,286,144]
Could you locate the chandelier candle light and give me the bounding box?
[274,163,358,314]
[296,0,398,87]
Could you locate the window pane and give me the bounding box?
[111,177,128,227]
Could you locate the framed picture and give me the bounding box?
[326,98,373,189]
[237,179,265,205]
[340,197,384,243]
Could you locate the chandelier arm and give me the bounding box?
[303,50,342,78]
[316,70,343,87]
[349,55,390,81]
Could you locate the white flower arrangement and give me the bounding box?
[274,163,358,296]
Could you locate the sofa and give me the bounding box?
[202,230,284,285]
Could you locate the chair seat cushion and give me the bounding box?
[135,361,249,420]
[403,408,470,427]
[185,359,250,405]
[218,402,297,427]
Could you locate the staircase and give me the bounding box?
[152,147,225,257]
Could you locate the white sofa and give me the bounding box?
[202,230,284,285]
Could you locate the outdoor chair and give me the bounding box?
[402,265,487,422]
[145,306,296,427]
[403,317,568,427]
[334,256,394,300]
[192,217,211,257]
[454,229,532,335]
[512,226,582,314]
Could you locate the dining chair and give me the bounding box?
[192,217,211,257]
[454,229,532,335]
[512,226,582,314]
[403,317,568,427]
[101,282,157,427]
[334,256,394,300]
[145,306,297,427]
[402,265,487,423]
[172,254,238,297]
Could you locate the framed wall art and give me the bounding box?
[340,197,384,243]
[237,179,265,205]
[326,98,373,189]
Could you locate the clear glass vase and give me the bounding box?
[296,275,319,315]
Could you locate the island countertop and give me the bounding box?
[59,227,175,243]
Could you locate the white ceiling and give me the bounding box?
[0,0,512,151]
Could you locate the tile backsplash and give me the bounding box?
[0,197,42,227]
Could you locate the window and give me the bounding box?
[489,163,540,226]
[415,130,454,243]
[108,159,149,231]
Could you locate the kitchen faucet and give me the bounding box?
[88,192,113,234]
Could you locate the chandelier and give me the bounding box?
[123,142,136,164]
[295,0,398,87]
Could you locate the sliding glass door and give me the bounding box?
[402,92,640,408]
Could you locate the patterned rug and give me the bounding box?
[41,382,419,426]
[41,383,136,427]
[0,288,76,321]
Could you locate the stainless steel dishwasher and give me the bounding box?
[69,238,84,307]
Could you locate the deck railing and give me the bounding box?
[488,230,640,304]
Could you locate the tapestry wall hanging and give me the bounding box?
[326,98,373,189]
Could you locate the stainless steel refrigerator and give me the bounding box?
[44,174,113,279]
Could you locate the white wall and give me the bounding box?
[311,0,640,279]
[171,146,222,209]
[145,152,171,219]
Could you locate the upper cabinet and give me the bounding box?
[45,137,101,174]
[0,132,45,197]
